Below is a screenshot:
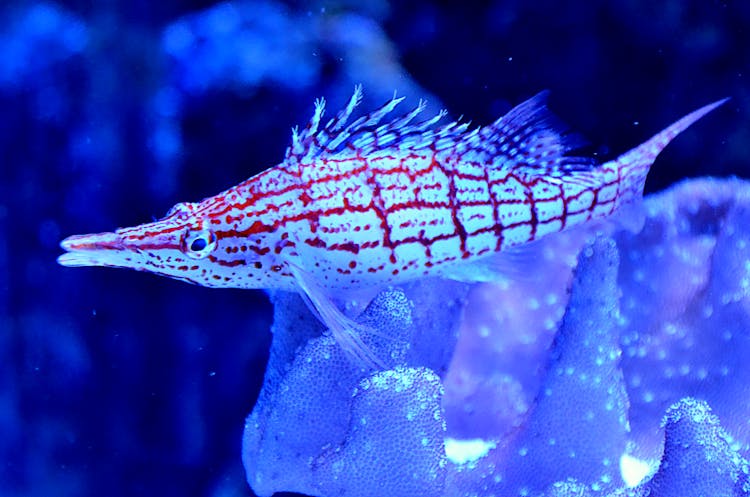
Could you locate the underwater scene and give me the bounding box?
[3,1,750,496]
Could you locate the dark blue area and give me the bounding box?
[1,1,747,496]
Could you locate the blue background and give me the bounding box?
[1,1,747,496]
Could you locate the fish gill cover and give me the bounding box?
[1,1,749,497]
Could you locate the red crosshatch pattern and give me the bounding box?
[59,88,725,293]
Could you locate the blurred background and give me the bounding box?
[0,1,747,496]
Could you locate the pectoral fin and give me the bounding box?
[287,262,385,369]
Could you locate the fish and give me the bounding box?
[58,86,726,365]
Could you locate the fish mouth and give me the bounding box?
[57,232,128,267]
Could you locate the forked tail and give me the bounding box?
[610,97,729,206]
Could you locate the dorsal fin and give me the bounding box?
[459,91,598,180]
[284,86,471,163]
[284,89,599,184]
[285,89,726,197]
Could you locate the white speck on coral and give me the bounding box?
[629,374,642,387]
[444,437,497,465]
[691,406,710,424]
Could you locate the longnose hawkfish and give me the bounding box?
[59,86,725,365]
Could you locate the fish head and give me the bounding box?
[58,198,282,289]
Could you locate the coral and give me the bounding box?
[631,398,750,497]
[616,179,750,459]
[243,281,469,496]
[243,178,750,497]
[482,238,628,494]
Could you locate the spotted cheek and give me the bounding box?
[145,246,279,289]
[136,250,202,285]
[245,259,295,289]
[202,253,272,288]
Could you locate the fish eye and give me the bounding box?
[181,229,217,259]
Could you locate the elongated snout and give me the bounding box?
[58,224,185,269]
[58,231,128,267]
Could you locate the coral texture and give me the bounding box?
[243,178,750,496]
[243,281,469,496]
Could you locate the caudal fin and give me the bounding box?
[611,97,729,204]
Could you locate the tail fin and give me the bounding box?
[611,97,729,204]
